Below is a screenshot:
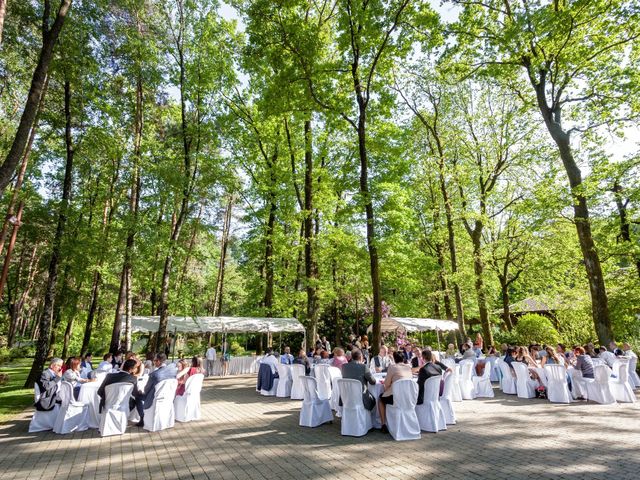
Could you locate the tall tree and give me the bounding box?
[0,0,72,195]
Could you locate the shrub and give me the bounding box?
[230,341,245,356]
[0,347,10,365]
[512,314,561,346]
[555,308,597,346]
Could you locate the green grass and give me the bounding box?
[0,358,33,423]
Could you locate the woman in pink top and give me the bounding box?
[331,348,348,369]
[378,350,413,433]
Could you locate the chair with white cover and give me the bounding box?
[458,360,476,400]
[415,375,446,433]
[512,362,537,399]
[299,376,333,428]
[175,373,204,422]
[53,381,89,434]
[257,363,279,396]
[449,364,463,402]
[99,382,134,437]
[584,365,616,404]
[627,355,640,388]
[488,356,500,382]
[314,364,333,401]
[473,360,494,398]
[337,378,371,437]
[439,372,456,425]
[330,376,342,416]
[77,381,101,429]
[276,363,292,398]
[290,364,306,400]
[544,364,571,403]
[143,378,178,432]
[498,361,517,395]
[386,379,421,441]
[609,361,635,403]
[28,383,60,433]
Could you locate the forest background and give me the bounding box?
[0,0,638,387]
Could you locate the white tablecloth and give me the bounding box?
[210,355,263,376]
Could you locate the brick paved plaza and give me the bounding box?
[1,376,639,480]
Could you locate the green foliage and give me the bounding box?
[229,341,245,356]
[512,314,561,346]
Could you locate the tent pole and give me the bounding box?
[172,327,177,361]
[436,329,441,353]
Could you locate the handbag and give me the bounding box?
[362,389,376,411]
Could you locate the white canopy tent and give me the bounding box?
[367,317,459,351]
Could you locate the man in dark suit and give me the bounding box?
[97,359,141,414]
[35,358,63,411]
[136,353,174,426]
[342,349,376,388]
[341,349,376,411]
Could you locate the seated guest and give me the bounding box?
[331,348,348,369]
[81,353,93,370]
[62,357,90,399]
[585,342,598,358]
[125,352,144,376]
[503,347,516,372]
[35,358,63,411]
[294,349,311,375]
[540,346,565,367]
[530,345,542,361]
[136,353,175,426]
[622,342,637,359]
[472,342,483,358]
[97,359,141,414]
[176,356,205,396]
[341,349,376,411]
[461,343,476,361]
[444,343,458,359]
[280,346,294,365]
[111,351,123,370]
[261,348,280,374]
[402,344,413,362]
[378,351,412,434]
[369,345,391,373]
[410,346,423,373]
[609,341,623,356]
[570,346,594,400]
[417,350,452,405]
[61,356,73,374]
[318,350,332,364]
[175,359,189,395]
[598,346,617,368]
[143,353,154,374]
[98,353,113,372]
[486,346,498,357]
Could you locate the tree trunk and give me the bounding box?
[500,276,513,331]
[112,75,143,351]
[262,146,278,318]
[0,0,7,44]
[303,118,318,344]
[470,229,493,349]
[25,79,74,388]
[435,242,453,320]
[8,243,38,347]
[612,182,640,278]
[0,0,72,196]
[0,201,23,300]
[533,78,613,345]
[212,194,233,316]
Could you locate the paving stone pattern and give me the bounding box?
[1,376,639,480]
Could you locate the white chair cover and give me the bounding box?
[313,364,333,401]
[473,360,494,398]
[544,364,571,403]
[449,364,463,402]
[290,364,306,400]
[439,372,456,425]
[144,379,178,432]
[609,362,635,403]
[275,364,292,398]
[415,375,446,433]
[99,382,134,437]
[28,383,60,433]
[386,379,421,441]
[498,360,517,394]
[584,365,616,404]
[330,376,343,416]
[627,355,640,388]
[77,381,101,429]
[512,362,537,399]
[175,374,204,422]
[458,360,476,400]
[53,381,89,434]
[485,356,499,382]
[495,357,504,387]
[299,376,333,428]
[337,378,372,437]
[80,366,93,379]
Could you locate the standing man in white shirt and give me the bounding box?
[205,345,217,377]
[261,348,279,374]
[280,346,294,365]
[369,345,392,373]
